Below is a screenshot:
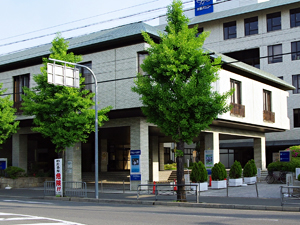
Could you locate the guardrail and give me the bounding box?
[44,181,87,198]
[280,186,300,206]
[137,183,199,203]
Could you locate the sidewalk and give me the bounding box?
[0,181,299,212]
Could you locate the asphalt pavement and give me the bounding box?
[0,181,299,212]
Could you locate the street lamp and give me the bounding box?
[47,58,100,199]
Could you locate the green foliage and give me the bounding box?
[243,159,257,177]
[211,162,226,181]
[132,0,232,145]
[22,34,112,152]
[229,160,242,179]
[0,83,19,145]
[267,157,300,172]
[164,163,177,170]
[175,149,184,157]
[198,161,208,182]
[190,162,200,182]
[286,145,300,157]
[4,166,25,179]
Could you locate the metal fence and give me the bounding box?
[137,183,199,203]
[44,181,87,198]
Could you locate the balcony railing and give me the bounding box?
[263,110,275,123]
[230,103,245,117]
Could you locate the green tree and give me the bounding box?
[132,0,231,201]
[22,34,111,153]
[0,84,19,145]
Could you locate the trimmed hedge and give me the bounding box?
[190,161,208,183]
[267,157,300,172]
[229,160,242,179]
[243,159,257,177]
[211,162,226,181]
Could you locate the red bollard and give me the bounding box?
[174,179,177,191]
[209,175,212,187]
[152,181,156,194]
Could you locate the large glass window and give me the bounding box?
[268,44,282,64]
[224,21,236,40]
[245,16,258,36]
[294,109,300,128]
[292,74,300,94]
[230,79,241,104]
[267,12,281,32]
[291,41,300,61]
[290,7,300,28]
[13,74,29,114]
[79,62,92,91]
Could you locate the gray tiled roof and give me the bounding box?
[189,0,299,26]
[0,22,161,66]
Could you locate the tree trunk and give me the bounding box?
[176,140,186,202]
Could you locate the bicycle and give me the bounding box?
[265,171,287,184]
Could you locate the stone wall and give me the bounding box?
[0,177,53,189]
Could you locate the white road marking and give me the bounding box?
[3,200,53,205]
[0,212,85,225]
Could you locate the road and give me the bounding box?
[0,197,299,225]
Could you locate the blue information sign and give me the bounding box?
[0,161,6,170]
[131,155,140,173]
[195,0,214,16]
[130,150,141,155]
[130,174,141,181]
[280,151,291,162]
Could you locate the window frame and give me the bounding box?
[292,74,300,94]
[263,89,272,112]
[291,41,300,61]
[268,44,282,64]
[290,7,300,28]
[79,61,92,91]
[267,12,281,32]
[230,79,241,104]
[294,108,300,128]
[244,16,258,36]
[13,74,30,114]
[223,21,237,40]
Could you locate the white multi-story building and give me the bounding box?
[159,0,300,167]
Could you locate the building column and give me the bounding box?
[64,142,81,182]
[12,133,28,173]
[205,132,220,165]
[254,137,266,170]
[159,143,164,171]
[150,136,159,182]
[130,118,149,190]
[100,139,108,172]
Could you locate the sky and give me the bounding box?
[0,0,195,56]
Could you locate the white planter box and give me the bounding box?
[190,182,208,192]
[244,176,256,184]
[211,180,227,189]
[229,178,243,187]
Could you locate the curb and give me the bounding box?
[43,196,300,212]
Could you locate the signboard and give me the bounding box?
[195,0,214,16]
[204,150,213,170]
[47,63,80,88]
[130,150,141,181]
[54,158,63,196]
[280,150,291,162]
[0,158,7,170]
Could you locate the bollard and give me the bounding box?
[255,180,259,198]
[174,179,177,191]
[226,176,229,197]
[209,176,212,187]
[152,181,156,194]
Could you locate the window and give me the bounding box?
[291,41,300,60]
[290,8,300,28]
[196,27,204,37]
[267,12,281,32]
[220,149,234,169]
[230,79,245,117]
[263,89,275,123]
[292,74,300,94]
[268,44,282,63]
[294,109,300,127]
[13,74,29,114]
[223,21,236,40]
[79,62,92,91]
[138,52,148,74]
[245,16,258,36]
[225,48,260,68]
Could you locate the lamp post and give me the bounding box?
[48,58,99,199]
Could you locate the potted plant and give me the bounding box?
[243,159,257,184]
[190,162,200,191]
[229,160,243,186]
[211,162,227,189]
[190,161,208,191]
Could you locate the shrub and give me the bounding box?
[267,157,300,172]
[286,145,300,157]
[243,159,257,177]
[190,162,200,182]
[164,163,177,170]
[198,161,208,183]
[4,166,25,179]
[229,160,242,179]
[211,162,226,181]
